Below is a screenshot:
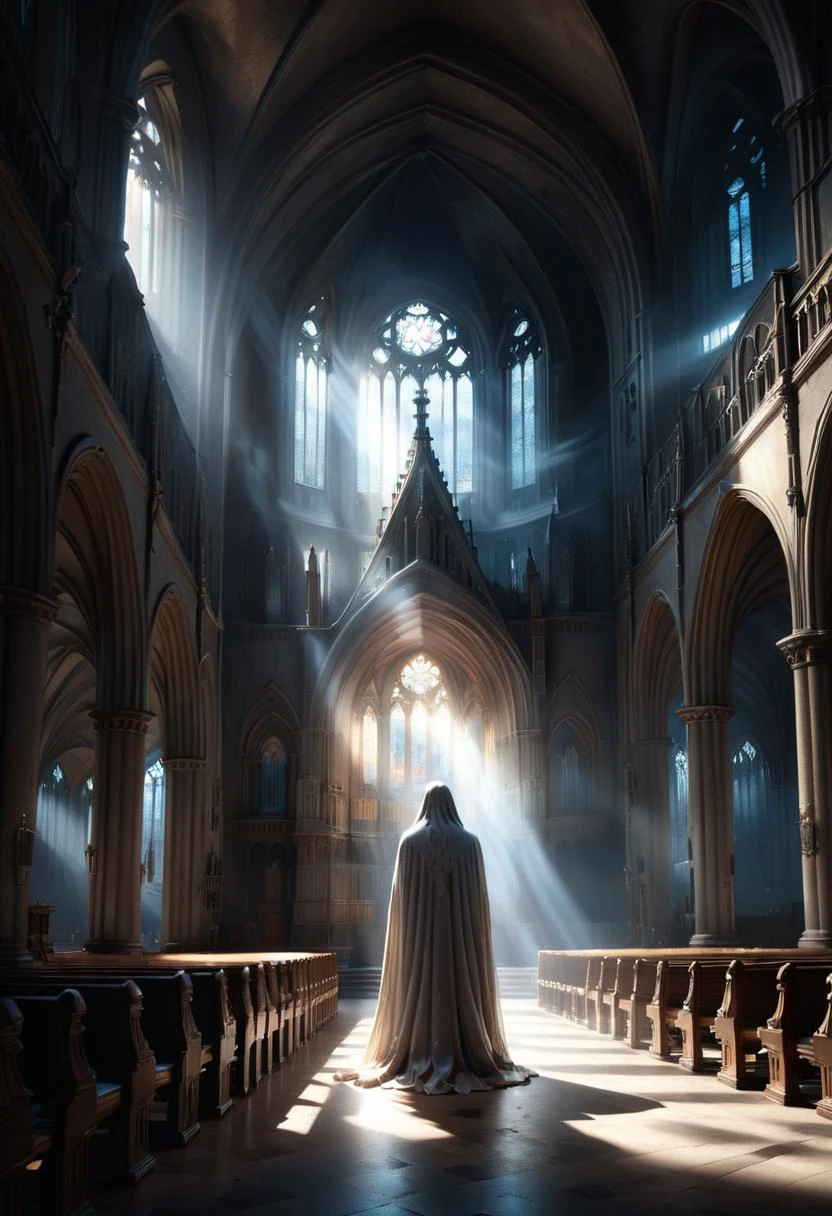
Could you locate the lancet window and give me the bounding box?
[294,301,328,489]
[362,708,378,787]
[124,96,171,300]
[357,302,473,498]
[505,313,541,490]
[259,738,288,814]
[142,757,165,885]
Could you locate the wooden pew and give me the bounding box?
[263,962,285,1069]
[189,970,236,1117]
[14,989,119,1216]
[674,960,732,1071]
[0,997,40,1216]
[275,961,294,1059]
[759,962,831,1105]
[574,956,603,1026]
[603,957,634,1040]
[646,958,725,1063]
[795,969,832,1118]
[712,959,786,1088]
[586,956,614,1034]
[2,978,157,1186]
[22,969,204,1147]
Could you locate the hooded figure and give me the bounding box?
[337,781,533,1094]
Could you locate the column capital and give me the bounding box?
[162,757,207,772]
[676,705,734,725]
[89,709,154,734]
[0,588,59,624]
[777,629,832,668]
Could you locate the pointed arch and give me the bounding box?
[149,585,201,758]
[632,593,684,740]
[686,489,795,705]
[54,442,145,710]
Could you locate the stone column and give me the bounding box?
[161,758,207,951]
[778,631,832,948]
[87,710,153,953]
[630,738,672,945]
[678,706,736,946]
[0,590,58,964]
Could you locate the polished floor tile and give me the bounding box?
[88,999,832,1216]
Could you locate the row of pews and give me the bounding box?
[0,949,338,1216]
[538,947,832,1119]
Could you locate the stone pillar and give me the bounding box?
[0,590,58,964]
[778,88,832,276]
[630,738,672,945]
[678,706,736,946]
[778,631,832,948]
[87,710,153,953]
[161,758,207,950]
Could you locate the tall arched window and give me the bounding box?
[259,738,288,815]
[699,116,768,354]
[386,655,451,789]
[124,97,171,302]
[357,302,473,498]
[505,313,541,490]
[549,723,587,812]
[294,301,328,489]
[142,757,166,884]
[362,708,378,787]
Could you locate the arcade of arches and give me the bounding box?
[4,0,832,972]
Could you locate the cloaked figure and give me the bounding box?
[337,781,534,1094]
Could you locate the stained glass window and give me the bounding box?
[670,748,688,866]
[401,655,441,696]
[357,302,473,497]
[390,703,406,786]
[259,738,288,814]
[727,177,753,289]
[142,757,166,885]
[362,708,378,786]
[294,301,328,489]
[505,313,540,490]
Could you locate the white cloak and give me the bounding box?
[339,782,534,1095]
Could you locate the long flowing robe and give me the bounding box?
[339,782,533,1094]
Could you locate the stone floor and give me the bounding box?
[91,999,832,1216]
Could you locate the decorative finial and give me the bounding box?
[413,388,430,439]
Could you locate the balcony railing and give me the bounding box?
[641,269,793,557]
[0,14,217,606]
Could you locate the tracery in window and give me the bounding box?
[505,313,541,490]
[357,302,473,498]
[124,97,171,300]
[142,757,166,885]
[386,656,450,789]
[725,118,765,291]
[294,300,328,489]
[259,738,288,815]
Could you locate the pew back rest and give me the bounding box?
[718,959,781,1021]
[683,961,732,1015]
[613,958,635,996]
[767,962,832,1036]
[12,990,94,1111]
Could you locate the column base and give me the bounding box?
[797,929,832,950]
[85,938,144,955]
[688,932,739,948]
